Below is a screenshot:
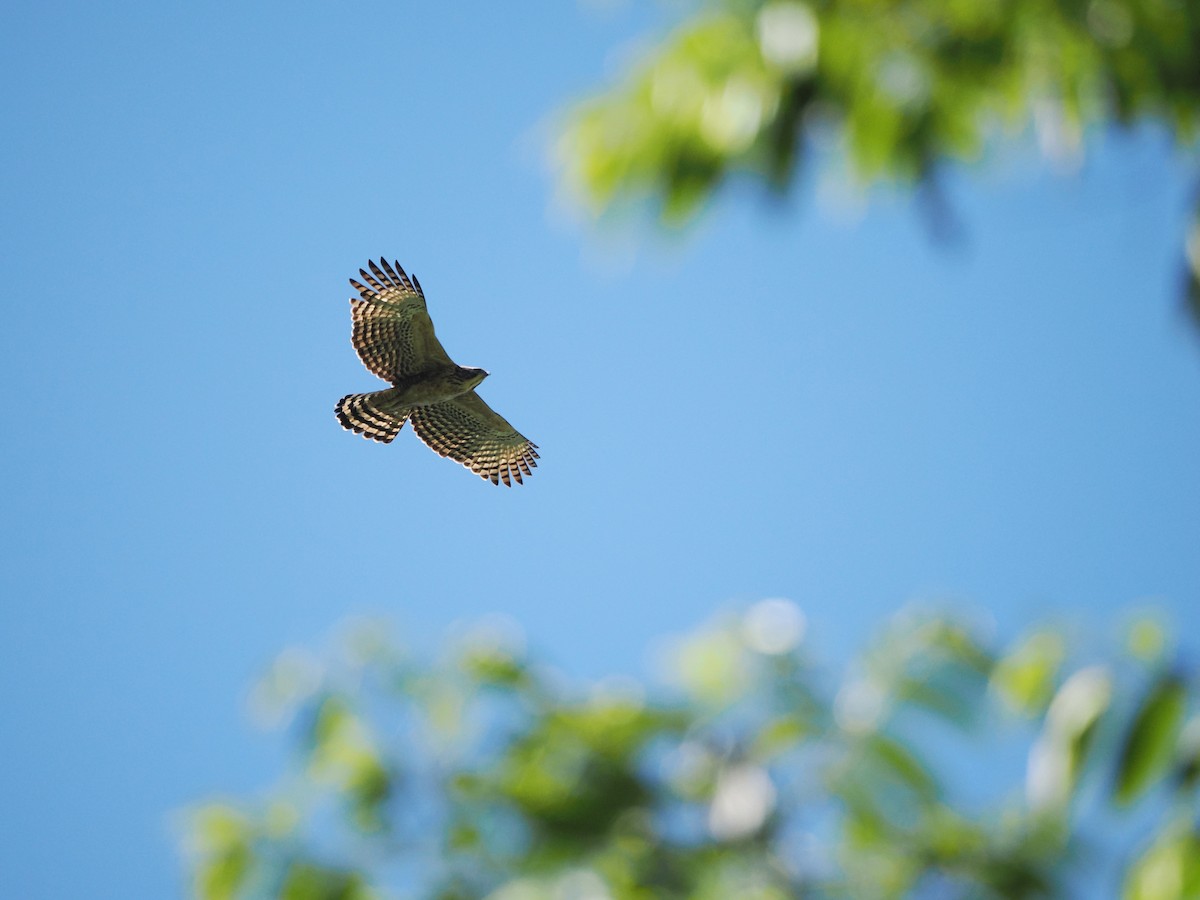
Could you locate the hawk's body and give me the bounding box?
[335,259,538,486]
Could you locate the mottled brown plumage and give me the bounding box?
[335,259,538,486]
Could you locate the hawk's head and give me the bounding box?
[453,366,489,391]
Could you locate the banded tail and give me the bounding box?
[335,388,410,444]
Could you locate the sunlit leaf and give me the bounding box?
[1124,826,1200,900]
[1125,616,1170,666]
[1027,665,1113,810]
[186,805,253,900]
[992,629,1066,716]
[672,626,750,704]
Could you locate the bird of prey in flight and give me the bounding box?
[335,259,538,486]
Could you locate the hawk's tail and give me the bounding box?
[335,389,409,444]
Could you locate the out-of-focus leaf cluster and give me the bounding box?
[560,0,1200,222]
[184,605,1200,899]
[557,0,1200,323]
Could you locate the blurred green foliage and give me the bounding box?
[183,604,1200,899]
[557,0,1200,315]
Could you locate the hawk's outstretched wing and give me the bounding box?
[409,391,540,486]
[349,258,453,382]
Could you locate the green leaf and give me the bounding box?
[460,645,528,688]
[347,756,392,833]
[186,805,253,900]
[279,862,375,900]
[867,733,940,802]
[1185,216,1200,339]
[1124,826,1200,900]
[751,714,810,758]
[1114,674,1188,806]
[894,674,976,726]
[1125,616,1170,665]
[1176,717,1200,792]
[1028,665,1113,810]
[992,629,1066,716]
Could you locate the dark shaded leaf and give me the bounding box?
[867,733,940,801]
[279,862,373,900]
[1114,673,1188,806]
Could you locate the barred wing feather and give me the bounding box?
[409,391,539,486]
[348,258,453,382]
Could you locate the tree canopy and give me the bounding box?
[557,0,1200,322]
[184,604,1200,899]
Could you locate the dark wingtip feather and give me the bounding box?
[358,267,384,291]
[379,258,402,286]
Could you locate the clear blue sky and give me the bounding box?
[2,2,1198,897]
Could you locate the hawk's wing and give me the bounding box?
[349,259,453,382]
[409,391,539,486]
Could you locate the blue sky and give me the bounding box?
[2,2,1198,897]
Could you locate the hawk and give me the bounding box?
[335,258,539,486]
